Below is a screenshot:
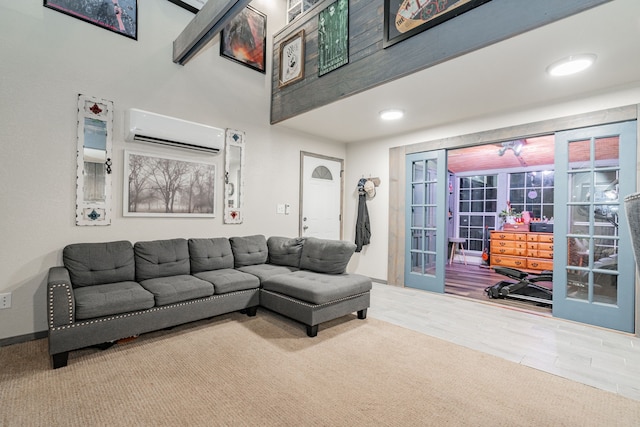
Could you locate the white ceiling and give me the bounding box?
[275,0,640,143]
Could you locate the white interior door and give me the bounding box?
[300,152,343,240]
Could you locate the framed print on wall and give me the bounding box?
[124,151,216,218]
[220,6,267,73]
[318,0,349,76]
[384,0,492,48]
[167,0,206,14]
[279,30,305,88]
[44,0,138,40]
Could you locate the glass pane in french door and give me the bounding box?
[555,121,636,333]
[405,151,447,292]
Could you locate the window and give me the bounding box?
[509,171,554,220]
[458,175,497,251]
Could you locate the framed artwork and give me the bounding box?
[167,0,205,13]
[220,6,267,73]
[279,30,305,88]
[318,0,349,76]
[384,0,492,48]
[44,0,138,40]
[124,151,216,218]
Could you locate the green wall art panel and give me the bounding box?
[318,0,349,76]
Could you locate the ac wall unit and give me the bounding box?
[125,108,224,154]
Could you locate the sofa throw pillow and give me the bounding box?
[134,238,190,281]
[299,237,356,275]
[229,235,268,268]
[63,240,135,287]
[267,236,304,268]
[189,238,234,274]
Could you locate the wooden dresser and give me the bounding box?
[489,231,554,271]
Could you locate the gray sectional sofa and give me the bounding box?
[47,235,371,368]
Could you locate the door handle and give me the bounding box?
[303,225,309,230]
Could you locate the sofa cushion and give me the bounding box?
[74,281,155,319]
[134,239,190,281]
[229,235,268,268]
[139,275,213,306]
[267,236,304,268]
[261,271,372,305]
[63,241,135,287]
[189,238,234,273]
[194,268,260,294]
[299,237,356,275]
[237,264,297,283]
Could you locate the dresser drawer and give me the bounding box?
[491,255,527,269]
[538,242,554,252]
[528,250,554,259]
[527,258,553,270]
[491,246,526,256]
[493,240,517,249]
[538,234,554,243]
[491,232,517,241]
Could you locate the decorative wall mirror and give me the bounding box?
[224,129,245,224]
[75,94,113,226]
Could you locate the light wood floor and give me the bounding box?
[368,281,640,402]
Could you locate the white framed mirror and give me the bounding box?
[75,94,113,226]
[224,129,245,224]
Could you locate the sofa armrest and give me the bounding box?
[47,267,75,328]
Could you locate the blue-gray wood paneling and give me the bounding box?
[271,0,612,124]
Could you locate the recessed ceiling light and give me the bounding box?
[380,109,404,120]
[546,54,597,77]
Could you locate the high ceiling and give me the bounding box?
[275,0,640,144]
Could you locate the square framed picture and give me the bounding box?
[220,6,267,73]
[384,0,492,48]
[278,30,305,88]
[44,0,138,40]
[167,0,205,14]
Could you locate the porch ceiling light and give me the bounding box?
[546,54,597,77]
[380,109,404,121]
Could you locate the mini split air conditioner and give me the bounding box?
[125,108,224,154]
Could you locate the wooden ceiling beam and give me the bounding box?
[173,0,252,65]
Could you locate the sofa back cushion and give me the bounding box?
[229,235,268,268]
[134,238,190,281]
[267,236,304,268]
[299,237,356,275]
[63,240,135,287]
[188,238,234,273]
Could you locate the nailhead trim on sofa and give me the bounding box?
[49,288,256,331]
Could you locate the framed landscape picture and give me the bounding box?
[279,30,305,88]
[124,151,216,218]
[384,0,492,48]
[44,0,138,40]
[318,0,349,76]
[220,6,267,73]
[167,0,206,13]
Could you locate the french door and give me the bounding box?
[405,150,448,292]
[553,121,637,333]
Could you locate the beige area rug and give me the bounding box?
[2,311,639,427]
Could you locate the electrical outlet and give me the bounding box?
[0,292,11,309]
[277,204,285,214]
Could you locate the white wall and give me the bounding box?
[345,84,640,282]
[0,0,345,340]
